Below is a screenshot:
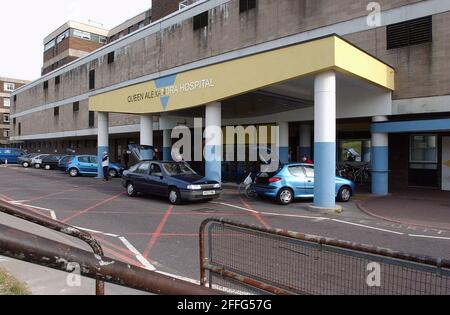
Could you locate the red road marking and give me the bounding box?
[62,192,125,223]
[143,205,174,259]
[239,197,271,229]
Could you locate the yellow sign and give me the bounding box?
[89,35,395,114]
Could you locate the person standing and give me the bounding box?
[102,151,110,182]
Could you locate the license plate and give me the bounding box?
[203,190,216,196]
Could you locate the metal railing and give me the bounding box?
[0,199,220,295]
[0,199,105,295]
[199,218,450,295]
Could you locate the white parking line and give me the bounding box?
[212,201,329,221]
[331,219,405,235]
[119,236,156,271]
[7,199,157,271]
[408,234,450,240]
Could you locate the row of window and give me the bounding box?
[22,139,97,150]
[3,82,15,92]
[43,69,95,92]
[44,28,108,51]
[193,0,257,31]
[52,102,95,127]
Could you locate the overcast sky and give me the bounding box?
[1,0,152,81]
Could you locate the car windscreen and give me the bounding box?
[162,163,197,176]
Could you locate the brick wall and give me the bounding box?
[152,0,182,21]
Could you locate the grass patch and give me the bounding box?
[0,267,30,295]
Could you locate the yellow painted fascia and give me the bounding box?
[89,35,394,115]
[333,36,395,91]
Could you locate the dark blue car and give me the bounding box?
[0,148,25,164]
[122,161,222,204]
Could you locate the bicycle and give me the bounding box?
[238,173,258,199]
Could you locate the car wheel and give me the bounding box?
[34,164,41,169]
[127,182,137,197]
[44,165,51,170]
[168,187,181,205]
[69,168,79,177]
[338,186,352,202]
[277,188,293,205]
[109,169,118,178]
[23,162,29,168]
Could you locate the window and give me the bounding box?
[89,156,98,164]
[54,107,59,117]
[55,75,60,85]
[78,156,90,163]
[387,16,432,50]
[3,130,9,138]
[89,69,95,90]
[288,166,306,178]
[73,101,79,112]
[44,40,56,51]
[18,123,21,136]
[3,114,10,123]
[13,118,16,125]
[89,111,95,127]
[150,164,163,177]
[73,29,91,40]
[99,36,107,44]
[193,11,209,30]
[57,29,70,43]
[43,81,49,90]
[135,162,151,174]
[239,0,257,13]
[4,82,15,92]
[303,166,315,178]
[410,135,437,169]
[138,21,145,29]
[107,51,115,64]
[13,95,17,102]
[4,98,10,108]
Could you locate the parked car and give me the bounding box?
[252,163,356,205]
[0,148,26,164]
[58,155,74,171]
[17,153,40,168]
[42,154,67,170]
[31,154,50,169]
[122,161,222,205]
[66,155,123,177]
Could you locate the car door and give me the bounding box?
[133,162,151,192]
[286,166,308,197]
[89,156,99,174]
[77,156,91,173]
[302,165,315,197]
[148,163,167,196]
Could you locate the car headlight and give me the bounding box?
[187,185,202,190]
[213,184,221,189]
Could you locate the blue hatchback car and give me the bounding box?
[66,155,123,178]
[253,163,356,205]
[0,148,25,164]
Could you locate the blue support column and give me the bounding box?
[313,71,337,209]
[205,102,222,183]
[163,129,172,161]
[278,122,289,164]
[97,112,109,179]
[299,124,312,161]
[371,116,389,196]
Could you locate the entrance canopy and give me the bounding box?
[89,35,395,115]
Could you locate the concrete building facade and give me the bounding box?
[10,0,450,208]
